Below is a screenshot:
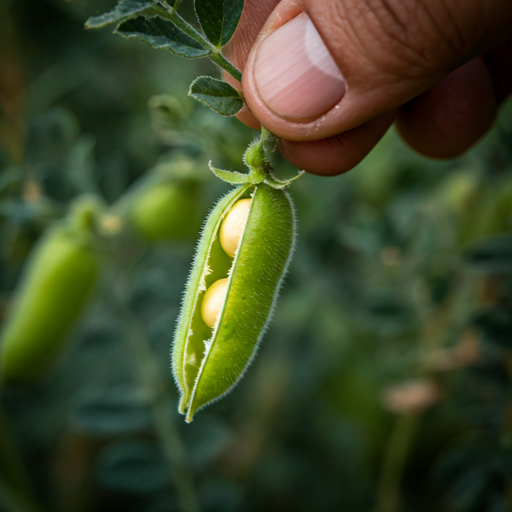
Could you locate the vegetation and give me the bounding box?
[1,0,512,511]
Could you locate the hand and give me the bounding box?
[224,0,512,175]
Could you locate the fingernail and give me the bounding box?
[253,13,345,120]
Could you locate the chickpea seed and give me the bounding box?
[219,198,251,258]
[201,278,229,328]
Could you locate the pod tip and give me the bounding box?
[178,396,189,415]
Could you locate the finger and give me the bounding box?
[482,42,512,104]
[223,0,280,129]
[278,110,397,176]
[241,0,512,142]
[396,57,497,159]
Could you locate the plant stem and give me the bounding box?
[156,3,242,81]
[376,414,419,512]
[170,0,182,13]
[112,281,200,512]
[209,52,242,82]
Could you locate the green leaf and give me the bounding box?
[209,162,249,184]
[465,236,512,274]
[188,76,243,116]
[85,0,159,29]
[194,0,244,48]
[116,16,210,58]
[265,169,305,190]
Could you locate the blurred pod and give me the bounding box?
[129,179,199,242]
[0,196,102,384]
[115,155,204,244]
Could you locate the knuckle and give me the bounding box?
[318,0,471,82]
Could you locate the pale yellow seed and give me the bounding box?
[201,278,229,328]
[219,199,251,258]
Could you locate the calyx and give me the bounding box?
[209,128,304,190]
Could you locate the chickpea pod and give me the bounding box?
[0,197,101,384]
[172,138,303,422]
[84,4,305,422]
[129,180,199,243]
[110,157,204,244]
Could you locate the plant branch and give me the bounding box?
[156,2,242,81]
[209,52,242,82]
[111,278,200,512]
[376,414,419,512]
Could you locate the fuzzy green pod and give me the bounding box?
[172,181,296,421]
[0,199,101,384]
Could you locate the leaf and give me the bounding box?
[116,16,210,58]
[465,236,512,275]
[194,0,244,48]
[209,162,249,184]
[265,169,305,190]
[188,76,243,116]
[85,0,159,29]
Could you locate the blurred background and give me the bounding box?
[1,1,512,511]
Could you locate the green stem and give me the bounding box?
[209,52,242,82]
[112,282,200,512]
[156,3,242,81]
[376,414,420,512]
[169,0,182,13]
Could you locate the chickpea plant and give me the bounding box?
[87,0,304,421]
[0,157,206,385]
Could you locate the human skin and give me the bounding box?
[224,0,512,175]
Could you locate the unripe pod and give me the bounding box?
[0,225,99,383]
[129,180,199,242]
[112,155,205,244]
[172,183,296,422]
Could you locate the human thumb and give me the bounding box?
[239,0,512,143]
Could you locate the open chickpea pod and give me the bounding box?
[172,177,297,422]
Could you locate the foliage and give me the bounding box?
[0,0,512,511]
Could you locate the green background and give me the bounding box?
[1,1,512,511]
